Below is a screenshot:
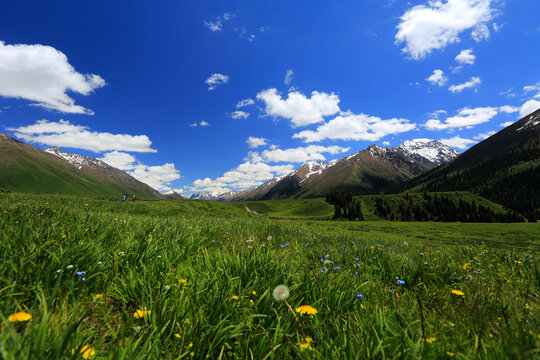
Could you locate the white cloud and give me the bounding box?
[205,73,229,90]
[455,49,476,65]
[293,111,416,142]
[499,88,516,98]
[382,141,391,146]
[191,161,295,192]
[246,136,267,148]
[440,136,477,149]
[236,98,254,108]
[449,76,481,93]
[199,121,210,126]
[189,122,197,127]
[474,131,495,140]
[256,88,340,127]
[523,82,540,94]
[99,151,137,170]
[395,0,495,60]
[8,119,156,153]
[250,145,350,163]
[471,23,490,42]
[203,20,222,32]
[425,106,497,130]
[426,69,448,86]
[498,105,519,114]
[129,163,182,192]
[284,69,294,85]
[0,41,106,114]
[520,100,540,118]
[230,111,249,119]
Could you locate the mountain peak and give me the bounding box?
[397,139,459,165]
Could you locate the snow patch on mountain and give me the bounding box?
[397,139,459,165]
[45,147,110,170]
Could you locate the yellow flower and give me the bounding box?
[451,290,465,296]
[299,342,311,351]
[252,291,256,296]
[133,309,151,319]
[295,305,317,316]
[249,299,254,305]
[515,260,522,264]
[178,279,187,285]
[62,234,67,238]
[304,336,313,343]
[8,311,32,322]
[71,345,96,359]
[230,295,239,300]
[425,337,436,343]
[446,351,454,357]
[189,342,193,348]
[462,263,470,270]
[85,204,89,206]
[93,294,104,301]
[174,333,182,339]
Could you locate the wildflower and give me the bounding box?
[76,271,86,276]
[178,279,187,285]
[252,291,256,296]
[174,333,182,339]
[72,345,95,359]
[93,294,104,301]
[8,311,32,322]
[66,265,74,270]
[231,295,239,300]
[425,337,436,343]
[451,290,465,296]
[321,267,328,274]
[333,267,340,271]
[515,260,522,264]
[267,235,272,241]
[446,351,454,357]
[249,299,254,305]
[295,305,317,316]
[133,309,151,319]
[355,294,363,300]
[389,290,394,294]
[397,279,405,285]
[299,341,311,351]
[118,251,125,257]
[273,285,290,301]
[164,285,170,291]
[189,342,193,348]
[462,263,471,270]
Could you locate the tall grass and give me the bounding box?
[0,193,538,359]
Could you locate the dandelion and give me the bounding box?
[273,285,290,301]
[446,351,454,357]
[249,299,254,305]
[252,291,256,296]
[295,305,317,316]
[425,337,436,343]
[451,290,465,296]
[230,295,239,300]
[72,345,96,359]
[178,279,187,285]
[93,294,104,301]
[8,311,32,322]
[133,309,151,319]
[174,333,182,339]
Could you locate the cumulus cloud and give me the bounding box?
[395,0,495,60]
[190,161,295,193]
[426,69,448,86]
[236,98,254,108]
[0,41,106,114]
[425,106,497,130]
[455,49,476,64]
[246,136,267,148]
[256,88,340,127]
[284,69,294,85]
[98,151,182,192]
[520,100,540,118]
[440,136,477,149]
[449,76,481,93]
[382,141,391,146]
[8,119,156,153]
[499,105,519,114]
[249,145,350,163]
[471,23,490,42]
[293,111,416,142]
[230,111,249,119]
[205,73,229,90]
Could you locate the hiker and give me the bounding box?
[122,193,127,201]
[132,194,136,201]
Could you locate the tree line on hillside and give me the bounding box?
[325,191,364,220]
[373,193,526,223]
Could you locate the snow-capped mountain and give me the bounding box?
[396,139,460,165]
[45,147,109,170]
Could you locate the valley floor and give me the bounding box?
[0,193,538,359]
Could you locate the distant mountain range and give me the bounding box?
[0,133,164,199]
[190,139,460,201]
[404,108,540,218]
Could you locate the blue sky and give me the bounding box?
[1,0,539,195]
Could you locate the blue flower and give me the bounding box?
[389,290,394,293]
[324,254,330,259]
[321,267,328,274]
[305,243,310,247]
[356,294,363,300]
[82,278,86,281]
[333,267,340,271]
[354,272,358,276]
[354,263,360,267]
[355,258,359,261]
[397,279,405,285]
[75,271,86,276]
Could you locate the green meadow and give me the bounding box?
[0,193,539,359]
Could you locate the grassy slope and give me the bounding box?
[0,192,538,359]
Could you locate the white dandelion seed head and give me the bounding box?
[273,285,290,301]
